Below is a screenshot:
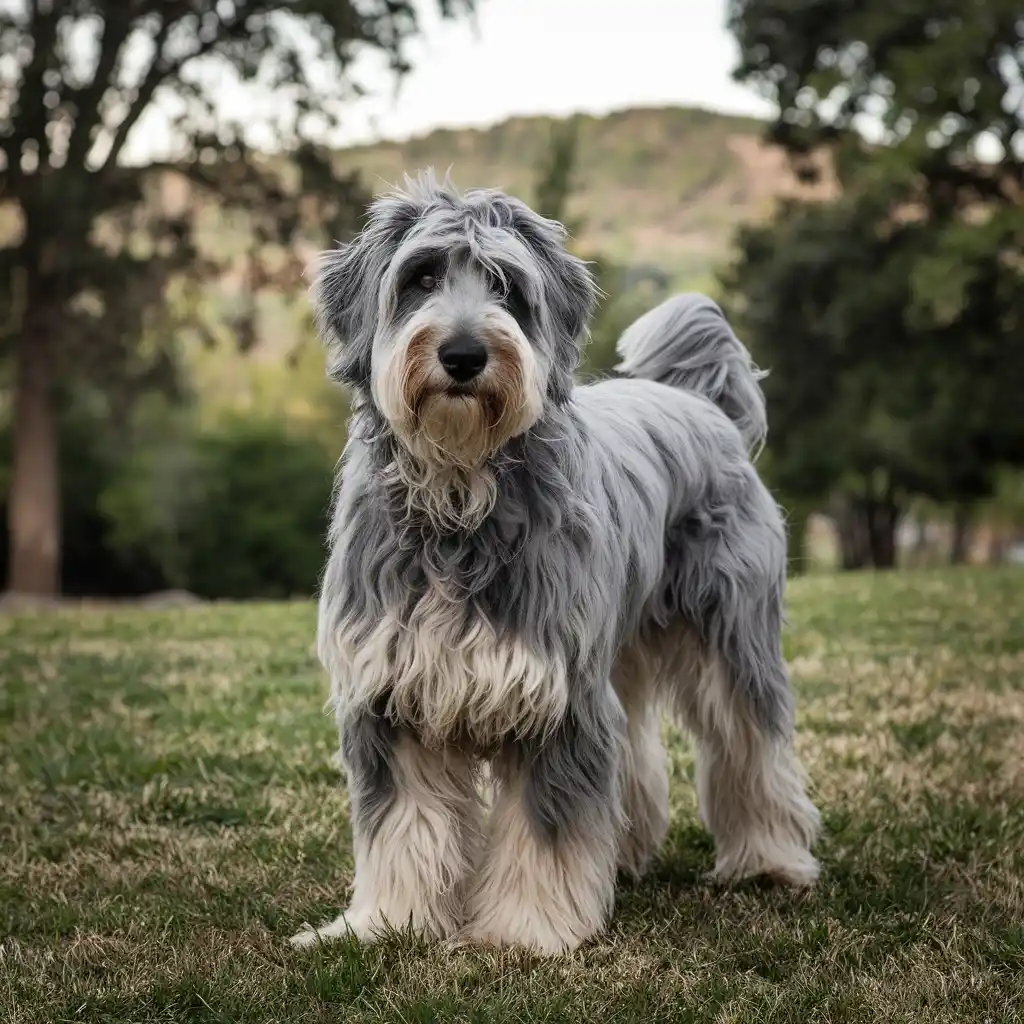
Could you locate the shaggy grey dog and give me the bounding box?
[290,172,820,955]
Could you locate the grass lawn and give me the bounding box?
[2,567,1023,1023]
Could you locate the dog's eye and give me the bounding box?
[401,261,441,295]
[503,282,531,323]
[488,271,529,317]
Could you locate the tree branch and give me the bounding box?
[99,3,208,171]
[5,1,62,181]
[65,8,138,170]
[100,3,258,171]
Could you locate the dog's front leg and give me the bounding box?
[291,716,481,947]
[462,686,625,955]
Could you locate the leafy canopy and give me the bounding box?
[725,0,1024,516]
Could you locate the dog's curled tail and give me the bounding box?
[615,293,768,454]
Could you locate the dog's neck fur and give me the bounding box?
[390,447,498,533]
[353,395,574,538]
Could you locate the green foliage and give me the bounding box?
[96,399,208,593]
[56,389,165,597]
[1,389,335,598]
[983,469,1024,532]
[0,378,340,599]
[102,414,335,600]
[0,385,166,595]
[728,0,1022,187]
[1,0,482,386]
[727,0,1024,566]
[725,187,1024,565]
[176,418,334,600]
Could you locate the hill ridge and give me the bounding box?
[331,103,834,284]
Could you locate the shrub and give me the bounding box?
[102,413,335,599]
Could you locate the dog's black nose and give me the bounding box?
[438,332,488,383]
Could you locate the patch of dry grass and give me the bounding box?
[2,569,1023,1023]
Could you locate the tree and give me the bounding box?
[0,0,472,596]
[723,195,909,569]
[725,185,1024,569]
[728,0,1022,198]
[100,411,335,599]
[726,0,1024,567]
[532,116,582,231]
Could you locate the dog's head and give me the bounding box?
[311,172,596,471]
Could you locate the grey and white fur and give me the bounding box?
[289,172,820,956]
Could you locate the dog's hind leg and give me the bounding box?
[462,684,626,954]
[677,653,820,887]
[290,717,481,947]
[665,478,820,887]
[612,643,669,878]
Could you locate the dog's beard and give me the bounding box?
[373,315,544,530]
[414,391,504,470]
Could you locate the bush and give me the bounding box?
[182,417,334,599]
[102,413,335,600]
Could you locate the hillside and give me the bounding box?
[331,105,835,284]
[173,105,837,407]
[0,106,833,305]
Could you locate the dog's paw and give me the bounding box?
[456,918,587,957]
[763,852,820,889]
[288,909,376,949]
[709,844,820,890]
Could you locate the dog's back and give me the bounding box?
[613,293,768,455]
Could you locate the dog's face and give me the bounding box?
[312,174,597,469]
[370,251,548,471]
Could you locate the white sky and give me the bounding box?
[204,0,771,153]
[120,0,774,164]
[336,0,774,144]
[120,0,1017,165]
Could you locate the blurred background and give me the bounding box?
[1,0,1022,601]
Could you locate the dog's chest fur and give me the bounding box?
[320,446,599,747]
[331,584,567,747]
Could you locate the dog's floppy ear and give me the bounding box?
[545,246,597,343]
[509,204,597,403]
[311,193,421,390]
[544,249,597,404]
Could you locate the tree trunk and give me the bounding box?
[950,503,971,565]
[831,489,900,570]
[865,496,899,569]
[7,303,61,596]
[831,494,871,570]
